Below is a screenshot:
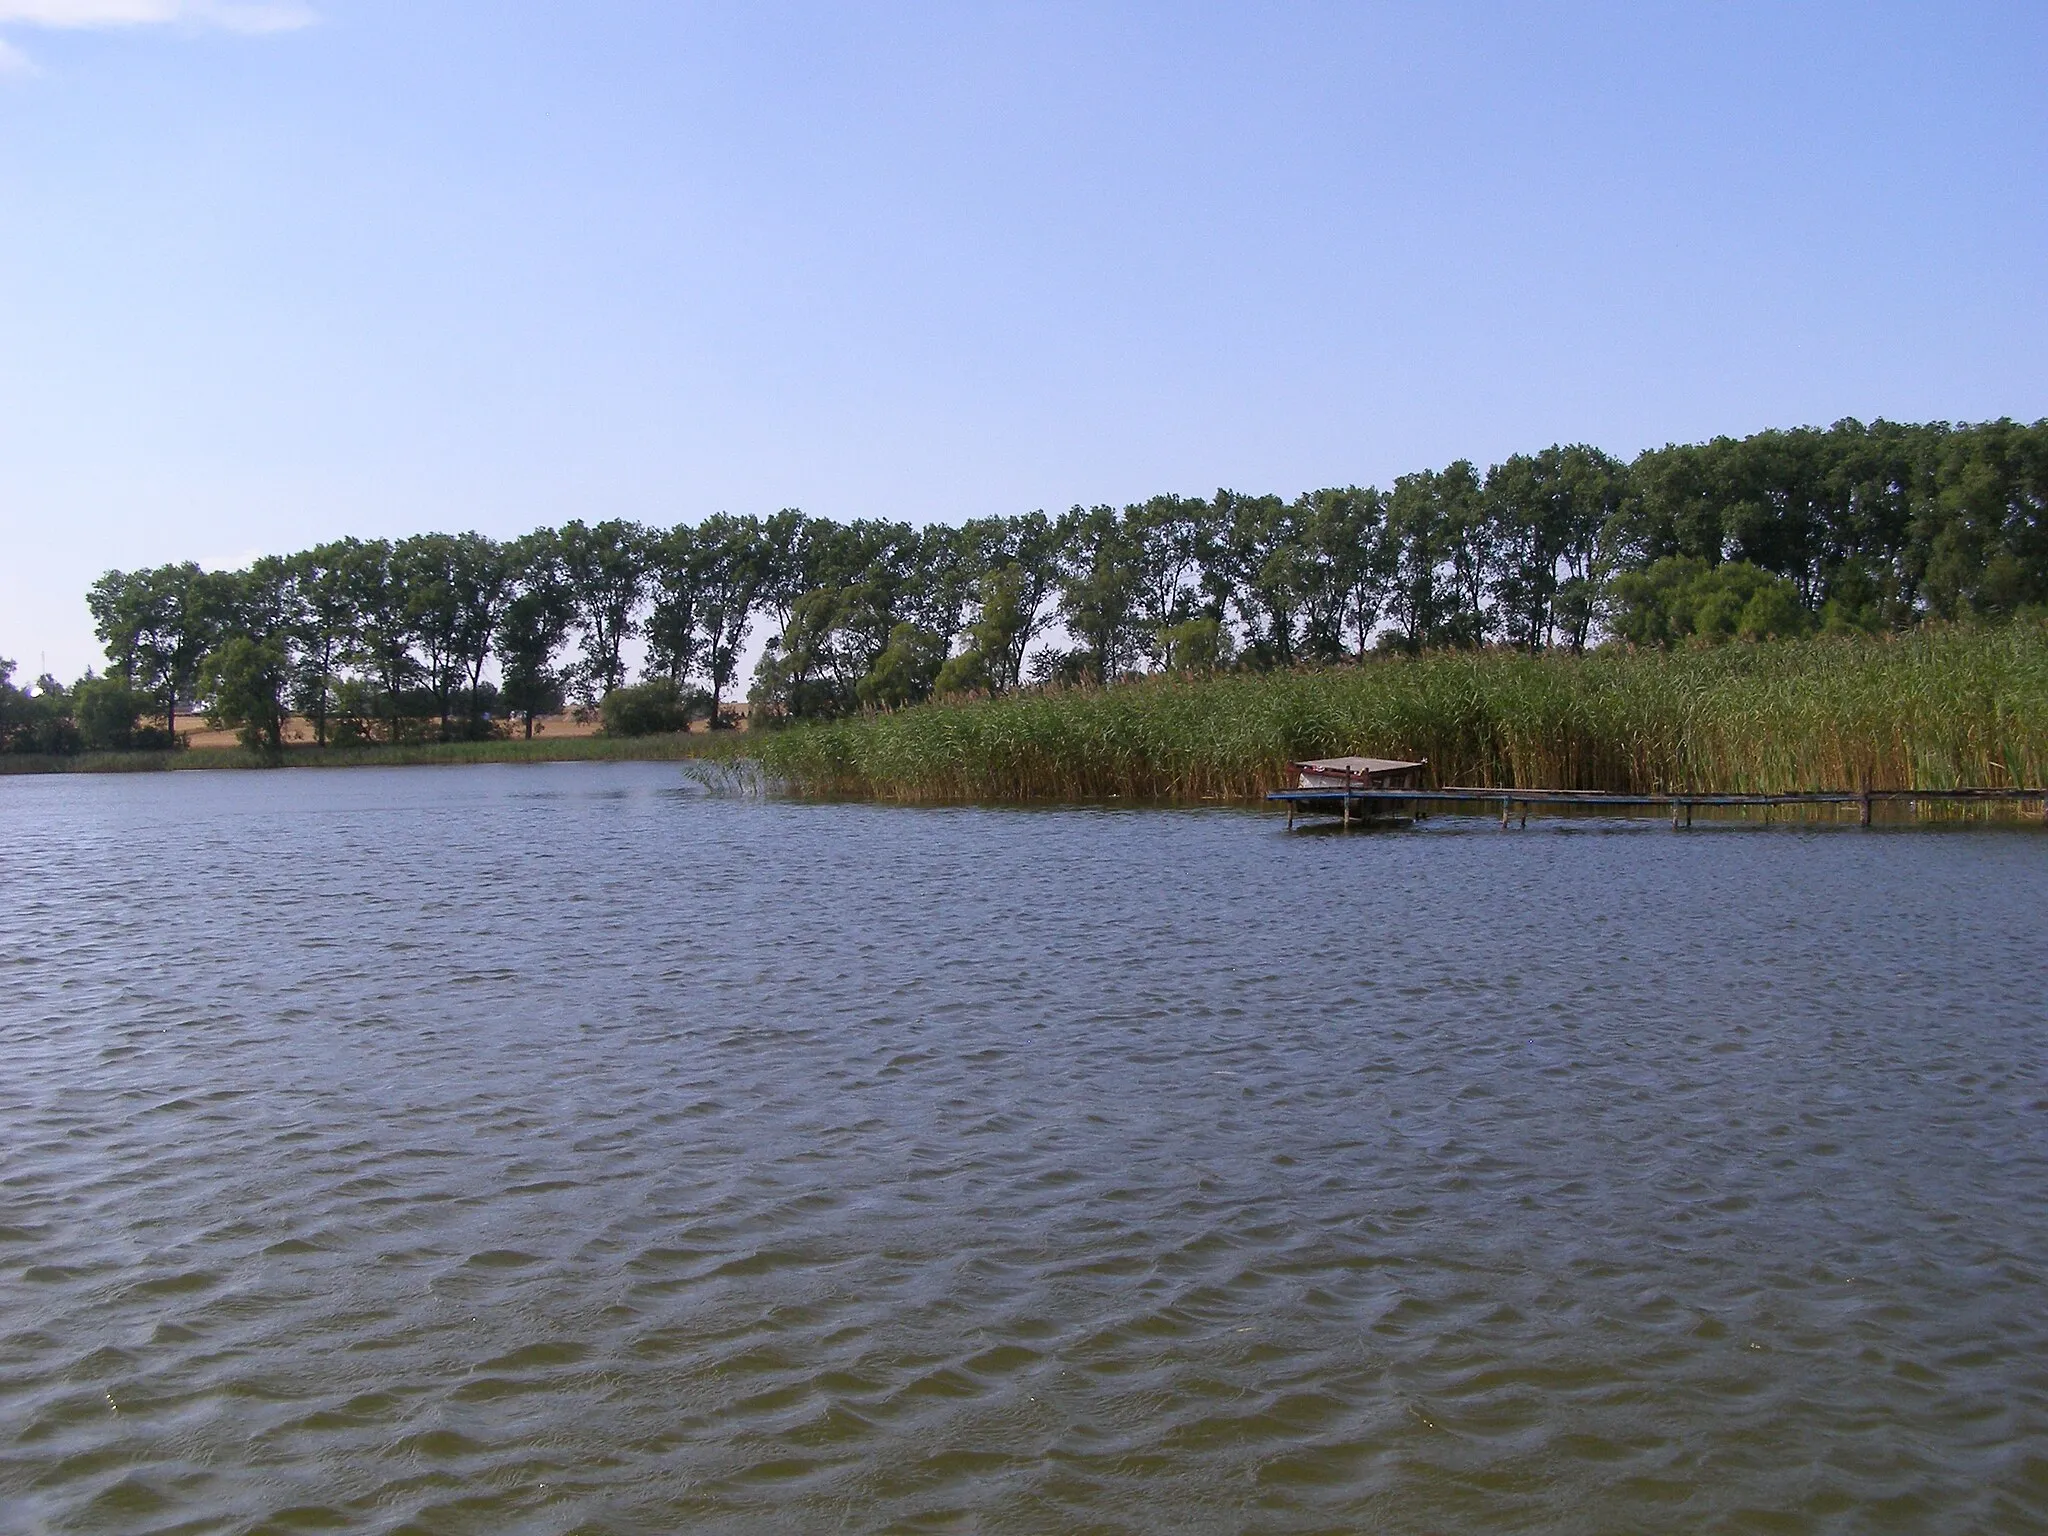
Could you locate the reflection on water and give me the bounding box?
[2,763,2044,1532]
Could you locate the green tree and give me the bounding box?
[86,562,230,738]
[1124,495,1207,667]
[645,524,704,686]
[1056,504,1144,681]
[200,635,291,756]
[74,674,153,750]
[692,513,767,725]
[857,623,948,710]
[558,518,649,700]
[1385,465,1480,651]
[1487,445,1624,651]
[1291,487,1391,661]
[287,540,361,746]
[751,585,851,720]
[959,511,1062,690]
[393,533,469,735]
[496,530,576,739]
[1607,557,1812,646]
[0,661,82,755]
[342,539,416,743]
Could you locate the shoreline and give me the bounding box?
[0,732,741,775]
[11,629,2048,815]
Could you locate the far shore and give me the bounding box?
[0,726,743,776]
[170,710,740,751]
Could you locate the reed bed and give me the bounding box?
[750,623,2048,806]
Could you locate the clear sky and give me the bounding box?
[3,2,2044,680]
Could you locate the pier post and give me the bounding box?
[1342,796,1351,830]
[1860,787,1873,827]
[1500,797,1510,830]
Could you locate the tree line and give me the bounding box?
[4,415,2042,755]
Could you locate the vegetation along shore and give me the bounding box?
[747,625,2048,805]
[5,416,2044,803]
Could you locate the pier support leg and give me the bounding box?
[1860,789,1873,828]
[1286,804,1294,831]
[1685,803,1692,829]
[1501,798,1510,830]
[1342,797,1351,830]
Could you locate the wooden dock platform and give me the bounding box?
[1268,785,2048,829]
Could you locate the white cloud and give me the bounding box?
[0,1,315,35]
[0,32,32,69]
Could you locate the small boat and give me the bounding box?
[1289,756,1427,791]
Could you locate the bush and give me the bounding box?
[0,662,81,755]
[75,676,154,751]
[856,624,947,710]
[1609,557,1815,647]
[601,679,698,736]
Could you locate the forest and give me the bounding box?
[3,416,2044,758]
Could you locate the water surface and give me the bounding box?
[3,764,2045,1533]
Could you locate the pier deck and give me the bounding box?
[1268,785,2048,829]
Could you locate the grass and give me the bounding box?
[0,730,746,775]
[748,622,2048,806]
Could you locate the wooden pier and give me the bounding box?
[1270,784,2048,830]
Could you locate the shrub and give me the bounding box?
[76,676,155,751]
[601,678,697,736]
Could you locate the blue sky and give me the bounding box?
[3,2,2044,678]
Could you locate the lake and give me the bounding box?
[3,763,2044,1533]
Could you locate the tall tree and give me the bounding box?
[557,519,649,700]
[1487,446,1622,651]
[1385,466,1479,651]
[1055,505,1143,682]
[393,534,471,734]
[959,511,1062,690]
[200,636,291,757]
[287,539,362,746]
[1127,495,1208,667]
[343,539,416,743]
[497,530,576,738]
[692,513,767,725]
[86,562,229,738]
[643,524,703,687]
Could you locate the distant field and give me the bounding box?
[171,711,626,750]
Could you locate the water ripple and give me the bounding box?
[1,764,2044,1532]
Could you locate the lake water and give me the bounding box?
[3,763,2045,1533]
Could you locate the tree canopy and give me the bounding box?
[31,415,2043,756]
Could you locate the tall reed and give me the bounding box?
[750,623,2048,804]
